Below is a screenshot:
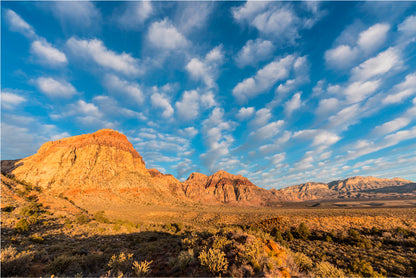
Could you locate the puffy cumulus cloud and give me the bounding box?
[344,80,380,104]
[93,95,146,121]
[233,55,294,102]
[232,2,322,45]
[294,129,340,148]
[237,107,255,120]
[1,92,26,110]
[66,38,141,76]
[116,1,153,30]
[316,98,340,117]
[151,93,174,118]
[31,40,67,66]
[284,92,302,116]
[4,9,36,38]
[382,72,416,104]
[186,45,224,88]
[175,90,216,121]
[398,14,416,43]
[148,18,189,50]
[275,56,309,97]
[174,158,196,179]
[357,23,390,53]
[351,47,401,81]
[178,127,198,138]
[35,77,77,98]
[325,23,390,69]
[327,104,360,131]
[46,1,101,29]
[268,153,286,165]
[103,74,144,105]
[175,2,215,34]
[200,107,235,170]
[250,120,284,140]
[250,108,272,127]
[373,117,411,136]
[235,39,274,68]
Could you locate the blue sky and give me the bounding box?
[2,1,416,188]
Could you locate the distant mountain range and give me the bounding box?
[2,129,415,206]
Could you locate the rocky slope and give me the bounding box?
[272,176,415,201]
[183,170,280,206]
[1,129,278,206]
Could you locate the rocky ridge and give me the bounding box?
[2,129,415,205]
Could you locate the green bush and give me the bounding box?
[199,248,228,275]
[297,222,310,240]
[15,219,30,232]
[314,261,345,278]
[212,235,231,250]
[293,252,314,272]
[350,259,382,277]
[107,252,134,275]
[94,211,110,223]
[132,260,152,276]
[75,213,90,224]
[20,201,42,216]
[0,246,34,276]
[177,249,195,270]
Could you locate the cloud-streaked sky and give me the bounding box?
[2,1,416,188]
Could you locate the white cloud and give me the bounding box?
[51,132,71,141]
[351,47,401,81]
[357,23,390,53]
[328,104,360,130]
[48,2,100,29]
[269,153,286,165]
[237,107,255,120]
[251,120,284,140]
[116,1,153,30]
[325,23,390,69]
[5,9,36,38]
[312,130,341,147]
[151,93,174,118]
[316,98,339,117]
[1,92,26,109]
[200,107,235,170]
[35,77,77,98]
[232,55,294,102]
[175,90,216,121]
[325,45,359,69]
[373,117,411,136]
[148,18,189,50]
[175,2,215,34]
[66,38,141,76]
[186,45,224,88]
[175,90,200,121]
[31,40,67,66]
[178,127,198,138]
[232,2,309,45]
[275,56,309,96]
[104,74,144,105]
[250,108,272,127]
[235,39,274,68]
[93,95,146,120]
[344,80,380,104]
[398,15,416,38]
[383,72,416,104]
[284,92,302,116]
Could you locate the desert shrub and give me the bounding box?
[182,232,198,249]
[94,210,110,223]
[0,246,34,276]
[293,252,313,272]
[314,261,345,278]
[297,222,310,240]
[199,248,228,275]
[30,234,45,243]
[75,213,90,224]
[172,222,184,232]
[242,237,264,272]
[20,201,42,216]
[350,259,382,277]
[177,249,195,270]
[132,260,152,277]
[107,252,134,275]
[15,218,30,232]
[212,235,231,250]
[285,231,294,241]
[47,254,83,275]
